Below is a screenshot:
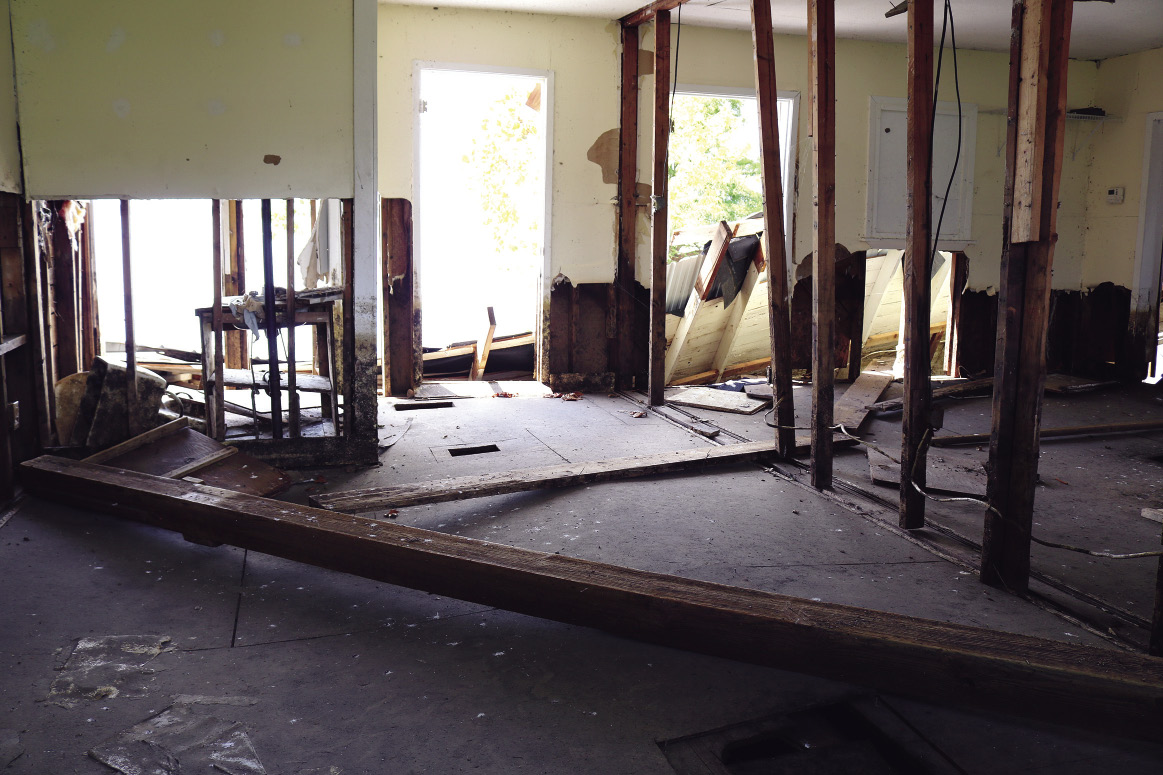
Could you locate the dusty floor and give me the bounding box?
[1,379,1162,773]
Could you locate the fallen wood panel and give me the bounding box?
[868,448,985,499]
[932,420,1163,447]
[665,386,769,415]
[314,441,777,512]
[19,455,1163,744]
[869,378,992,413]
[832,371,892,433]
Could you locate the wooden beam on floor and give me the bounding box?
[19,454,1163,745]
[809,0,836,489]
[983,0,1074,594]
[749,0,795,460]
[616,23,641,391]
[312,440,779,513]
[933,419,1163,447]
[900,0,934,529]
[648,11,671,407]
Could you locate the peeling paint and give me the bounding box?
[26,18,55,53]
[587,128,619,184]
[111,99,130,119]
[283,32,302,48]
[638,49,654,77]
[207,99,226,116]
[208,29,225,48]
[262,154,282,166]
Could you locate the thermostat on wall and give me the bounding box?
[1107,186,1125,204]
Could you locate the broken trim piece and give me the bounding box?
[19,455,1163,744]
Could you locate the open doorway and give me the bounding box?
[413,63,552,372]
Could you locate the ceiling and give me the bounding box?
[385,0,1163,61]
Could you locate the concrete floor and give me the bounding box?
[2,381,1162,773]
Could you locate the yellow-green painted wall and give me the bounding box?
[10,0,354,199]
[379,6,621,285]
[1081,47,1163,290]
[0,0,21,193]
[665,25,1098,293]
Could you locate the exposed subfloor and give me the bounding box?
[2,381,1162,773]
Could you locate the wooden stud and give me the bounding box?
[1010,0,1052,244]
[616,22,640,390]
[750,0,796,459]
[50,204,80,379]
[846,252,866,382]
[260,200,283,440]
[225,201,249,370]
[382,198,419,396]
[943,251,969,376]
[119,200,139,439]
[78,214,100,368]
[648,11,671,407]
[621,0,690,27]
[209,201,226,441]
[21,201,54,448]
[21,453,1163,746]
[983,0,1074,593]
[900,0,934,529]
[809,0,836,490]
[285,200,300,437]
[341,199,356,437]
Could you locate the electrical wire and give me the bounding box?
[763,398,1163,561]
[929,0,962,273]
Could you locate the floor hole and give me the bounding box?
[448,444,501,457]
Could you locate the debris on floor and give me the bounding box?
[90,703,266,775]
[48,635,172,708]
[68,357,169,451]
[378,418,413,451]
[867,448,986,499]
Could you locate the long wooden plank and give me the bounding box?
[81,416,190,466]
[210,201,226,441]
[750,0,795,460]
[314,440,778,513]
[809,0,836,490]
[120,200,139,438]
[471,307,497,381]
[286,199,300,438]
[19,454,1163,744]
[648,12,671,407]
[900,0,934,529]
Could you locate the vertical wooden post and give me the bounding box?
[341,199,356,438]
[943,251,969,376]
[50,204,80,378]
[809,0,836,489]
[983,0,1073,592]
[260,200,283,440]
[382,198,419,397]
[286,199,300,437]
[225,201,248,370]
[847,254,866,381]
[647,12,671,407]
[749,0,796,459]
[210,201,226,442]
[21,202,55,448]
[79,214,100,368]
[900,0,934,529]
[120,200,138,438]
[616,22,640,391]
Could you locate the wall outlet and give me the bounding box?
[1107,186,1125,204]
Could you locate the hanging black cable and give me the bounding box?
[929,0,962,274]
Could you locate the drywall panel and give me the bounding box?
[667,26,1097,293]
[0,0,20,193]
[1082,48,1163,290]
[378,6,620,285]
[11,0,354,198]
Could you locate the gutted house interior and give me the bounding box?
[2,1,1163,772]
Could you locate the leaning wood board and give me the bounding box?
[313,441,779,513]
[665,386,770,415]
[19,455,1163,743]
[832,372,893,432]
